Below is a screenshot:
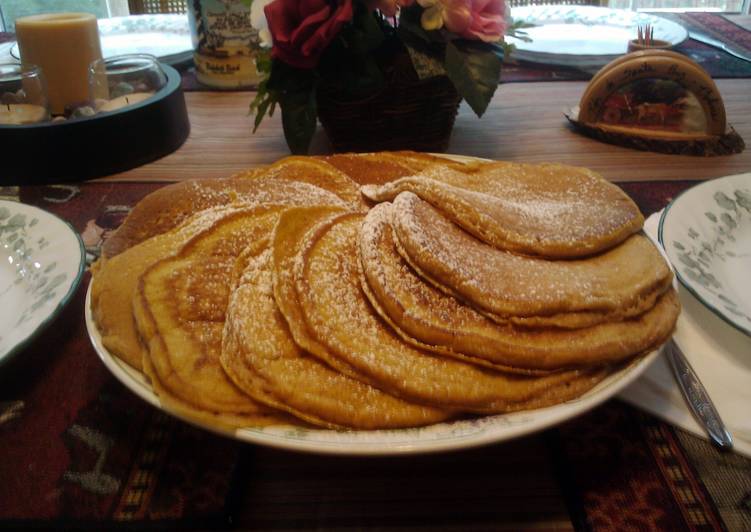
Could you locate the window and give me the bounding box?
[0,0,129,32]
[609,0,746,11]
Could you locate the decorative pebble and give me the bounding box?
[94,98,109,111]
[70,106,96,118]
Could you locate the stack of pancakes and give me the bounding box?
[90,152,680,430]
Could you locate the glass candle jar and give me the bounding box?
[0,63,49,125]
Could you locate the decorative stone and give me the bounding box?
[70,106,96,118]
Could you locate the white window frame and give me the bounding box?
[106,0,130,17]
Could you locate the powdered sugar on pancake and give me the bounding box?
[295,214,607,411]
[102,177,348,259]
[359,202,679,370]
[390,192,671,318]
[362,163,643,258]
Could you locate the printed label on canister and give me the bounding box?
[187,0,260,88]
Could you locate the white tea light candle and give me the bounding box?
[0,103,47,124]
[97,92,154,113]
[0,64,49,125]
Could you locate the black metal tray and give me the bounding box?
[0,63,189,185]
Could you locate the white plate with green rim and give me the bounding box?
[85,293,661,455]
[0,200,86,367]
[84,153,667,455]
[507,6,687,71]
[659,173,751,337]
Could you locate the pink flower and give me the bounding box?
[417,0,507,42]
[461,0,508,42]
[369,0,414,17]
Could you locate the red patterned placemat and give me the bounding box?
[1,179,748,530]
[0,183,241,528]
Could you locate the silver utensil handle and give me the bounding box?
[667,339,733,450]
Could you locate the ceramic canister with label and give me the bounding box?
[187,0,261,89]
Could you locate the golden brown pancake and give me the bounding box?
[89,151,682,432]
[362,162,643,258]
[360,203,680,370]
[101,177,349,259]
[295,212,611,412]
[92,205,246,369]
[91,181,345,371]
[271,206,365,380]
[221,246,451,429]
[390,192,673,326]
[232,155,366,209]
[323,152,470,186]
[91,180,342,369]
[135,207,284,419]
[133,278,289,429]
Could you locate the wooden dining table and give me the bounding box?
[2,15,751,531]
[104,79,751,184]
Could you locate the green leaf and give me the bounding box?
[255,50,273,74]
[404,43,446,80]
[398,4,430,42]
[249,50,274,127]
[279,87,317,155]
[252,94,273,133]
[444,40,502,117]
[344,3,385,55]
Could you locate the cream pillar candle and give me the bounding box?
[15,13,103,115]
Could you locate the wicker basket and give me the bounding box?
[316,64,462,153]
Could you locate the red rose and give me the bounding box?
[265,0,354,69]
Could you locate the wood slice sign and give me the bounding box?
[566,50,744,156]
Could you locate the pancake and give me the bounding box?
[133,278,289,429]
[274,205,496,387]
[323,152,473,186]
[232,155,366,209]
[295,212,611,413]
[100,151,456,260]
[362,162,643,258]
[221,246,451,429]
[92,205,246,369]
[135,207,286,420]
[360,203,680,370]
[390,192,673,326]
[89,151,682,432]
[135,209,279,410]
[271,206,367,381]
[101,177,348,259]
[91,181,344,370]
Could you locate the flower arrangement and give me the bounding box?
[248,0,526,154]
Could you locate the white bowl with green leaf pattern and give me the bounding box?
[659,173,751,337]
[0,200,85,366]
